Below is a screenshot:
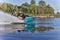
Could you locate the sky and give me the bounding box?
[0,0,60,13]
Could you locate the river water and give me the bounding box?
[0,11,60,40]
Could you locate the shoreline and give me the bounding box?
[33,16,55,18]
[0,11,60,18]
[32,15,60,18]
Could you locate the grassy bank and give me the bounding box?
[28,14,60,18]
[27,14,54,18]
[54,14,60,18]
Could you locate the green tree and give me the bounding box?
[14,5,18,12]
[0,0,55,16]
[38,0,46,15]
[0,3,13,14]
[31,0,35,4]
[21,2,30,13]
[30,0,36,15]
[45,4,54,15]
[39,0,46,8]
[7,3,14,13]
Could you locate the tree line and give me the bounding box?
[0,0,58,16]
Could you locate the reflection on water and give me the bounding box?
[0,11,60,40]
[0,24,25,32]
[35,18,52,28]
[31,26,54,32]
[0,18,55,32]
[0,18,60,40]
[0,11,25,32]
[0,18,59,32]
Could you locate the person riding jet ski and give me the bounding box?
[17,11,24,20]
[17,11,28,20]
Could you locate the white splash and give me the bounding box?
[0,11,24,24]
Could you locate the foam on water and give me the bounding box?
[0,11,24,24]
